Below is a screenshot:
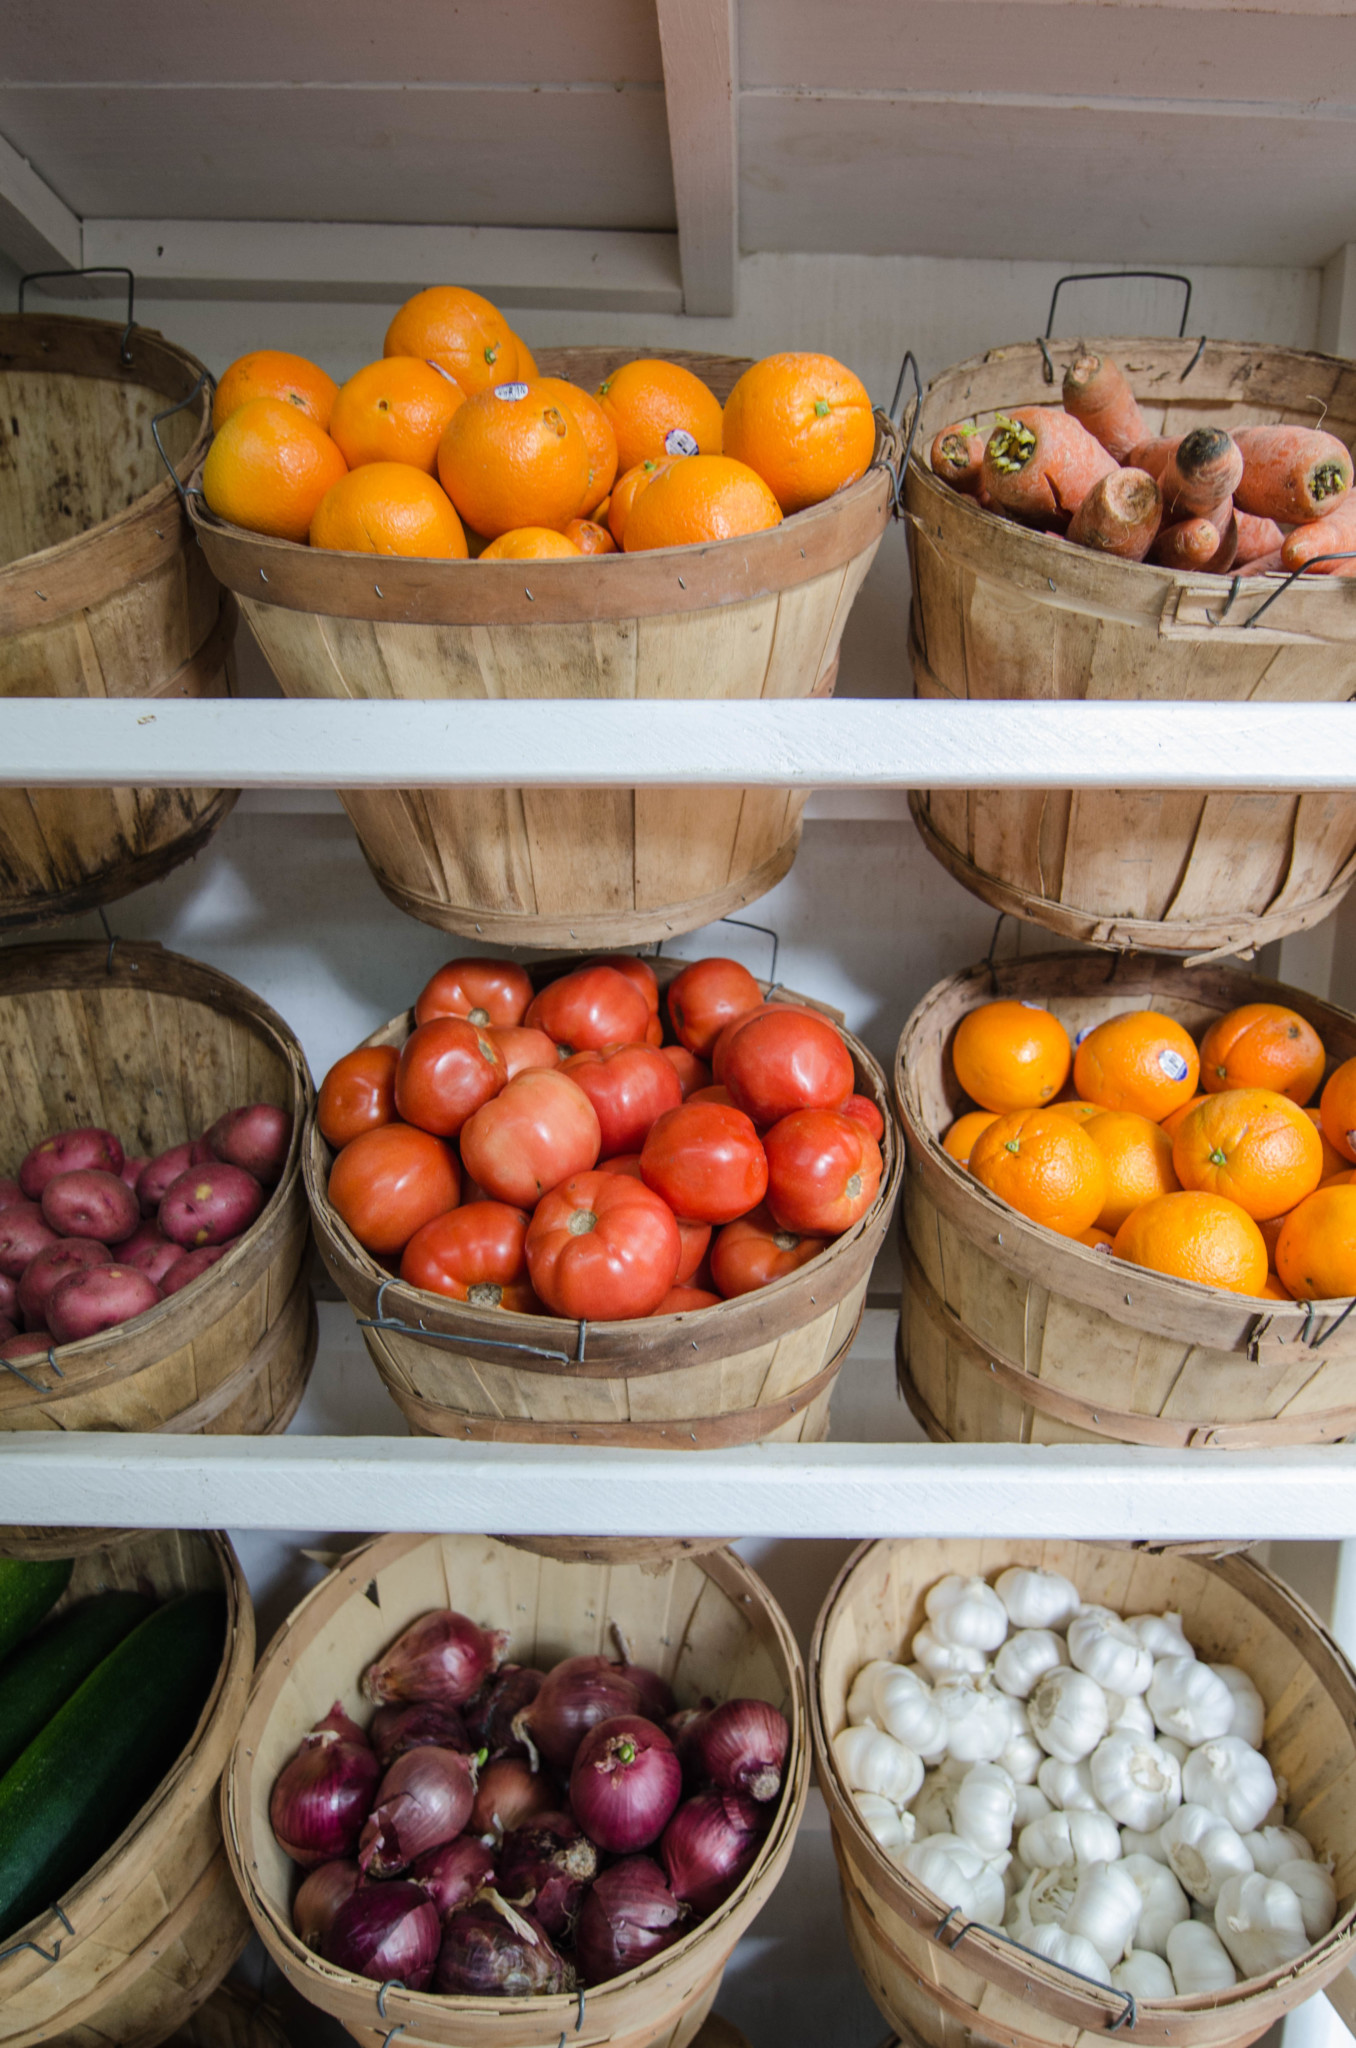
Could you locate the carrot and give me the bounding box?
[1062,352,1146,462]
[1159,427,1243,520]
[1066,467,1161,561]
[1238,549,1286,577]
[1233,425,1353,523]
[1125,437,1178,482]
[1150,517,1221,572]
[930,421,986,497]
[1233,511,1285,566]
[981,408,1117,523]
[1204,508,1239,575]
[1280,491,1356,571]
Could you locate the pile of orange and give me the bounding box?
[942,995,1356,1301]
[200,286,876,562]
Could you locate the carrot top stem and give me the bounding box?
[988,414,1037,474]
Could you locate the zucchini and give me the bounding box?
[0,1592,157,1778]
[0,1556,72,1666]
[0,1590,225,1941]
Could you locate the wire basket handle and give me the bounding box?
[1041,271,1202,386]
[885,349,924,513]
[18,265,137,364]
[151,372,214,512]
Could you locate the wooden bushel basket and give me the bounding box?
[0,1529,254,2048]
[905,336,1356,960]
[189,347,900,947]
[0,310,237,930]
[162,1983,292,2048]
[812,1538,1356,2048]
[895,950,1356,1452]
[222,1532,808,2048]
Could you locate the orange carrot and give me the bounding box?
[1204,506,1239,574]
[1238,549,1285,577]
[1125,437,1178,481]
[981,408,1117,523]
[930,421,986,496]
[1159,427,1243,520]
[1234,511,1285,565]
[1150,517,1221,571]
[1280,491,1356,571]
[1062,352,1146,462]
[1233,426,1353,523]
[1066,468,1161,560]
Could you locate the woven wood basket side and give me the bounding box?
[812,1538,1356,2048]
[223,1532,808,2048]
[162,1984,293,2048]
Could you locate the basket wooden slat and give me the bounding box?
[223,1532,808,2048]
[905,336,1356,960]
[162,1982,292,2048]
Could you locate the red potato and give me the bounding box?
[119,1155,149,1195]
[117,1221,185,1287]
[0,1316,14,1343]
[160,1241,238,1295]
[0,1204,60,1280]
[46,1264,160,1343]
[0,1330,52,1362]
[17,1239,112,1328]
[0,1271,16,1322]
[206,1102,294,1186]
[41,1170,140,1245]
[0,1177,24,1211]
[137,1144,195,1217]
[191,1134,216,1166]
[159,1165,265,1249]
[19,1128,124,1200]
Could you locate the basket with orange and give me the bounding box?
[896,950,1356,1451]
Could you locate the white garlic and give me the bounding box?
[1063,1858,1144,1966]
[995,1629,1069,1701]
[1090,1732,1182,1833]
[1009,1865,1077,1936]
[899,1834,1006,1924]
[1113,1950,1176,1999]
[1181,1737,1276,1835]
[925,1574,1010,1652]
[875,1668,947,1757]
[1209,1665,1265,1749]
[1275,1858,1336,1943]
[1126,1612,1194,1661]
[953,1761,1018,1859]
[995,1566,1081,1634]
[1162,1802,1255,1907]
[1104,1690,1155,1739]
[1003,1851,1032,1906]
[912,1626,987,1681]
[1119,1853,1189,1957]
[853,1791,917,1855]
[1000,1726,1044,1786]
[1167,1919,1238,1994]
[1024,1920,1112,1986]
[1038,1756,1099,1812]
[1243,1825,1314,1878]
[1157,1734,1189,1767]
[1214,1871,1309,1977]
[1147,1658,1235,1746]
[1068,1610,1153,1697]
[1014,1783,1054,1829]
[833,1725,924,1806]
[1029,1667,1109,1763]
[1020,1807,1121,1874]
[847,1658,899,1726]
[933,1677,1012,1764]
[1121,1824,1169,1865]
[912,1759,966,1836]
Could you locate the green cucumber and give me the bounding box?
[0,1557,73,1666]
[0,1592,157,1778]
[0,1590,224,1941]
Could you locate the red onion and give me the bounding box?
[517,1654,644,1775]
[292,1858,362,1950]
[362,1609,507,1707]
[409,1834,496,1920]
[574,1857,684,1986]
[359,1745,477,1877]
[324,1879,441,1989]
[497,1813,598,1939]
[270,1702,381,1869]
[434,1898,570,1996]
[660,1789,766,1914]
[676,1698,789,1803]
[464,1663,544,1758]
[617,1662,675,1721]
[371,1698,470,1769]
[569,1714,682,1853]
[469,1755,556,1837]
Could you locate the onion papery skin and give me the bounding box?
[469,1755,557,1837]
[497,1812,599,1939]
[270,1701,381,1869]
[677,1698,789,1803]
[574,1856,684,1987]
[569,1714,683,1854]
[324,1880,441,1989]
[371,1698,471,1769]
[464,1663,545,1760]
[292,1858,363,1950]
[358,1745,477,1877]
[409,1834,497,1920]
[434,1903,570,1996]
[661,1789,766,1915]
[617,1662,676,1721]
[519,1654,644,1776]
[362,1609,507,1707]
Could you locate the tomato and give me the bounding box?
[594,1152,710,1278]
[765,1109,882,1234]
[526,1170,681,1321]
[460,1069,601,1206]
[661,1046,712,1099]
[328,1124,459,1255]
[488,1025,561,1080]
[722,1009,854,1126]
[656,1285,720,1314]
[394,1018,506,1137]
[414,957,534,1029]
[399,1201,536,1311]
[842,1092,886,1144]
[645,1015,664,1048]
[666,957,762,1059]
[688,1084,733,1108]
[640,1101,768,1225]
[711,1002,814,1082]
[318,1045,399,1148]
[562,1043,682,1158]
[526,966,651,1053]
[589,955,660,1016]
[710,1204,827,1298]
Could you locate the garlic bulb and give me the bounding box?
[1167,1919,1237,1994]
[1157,1734,1189,1768]
[1029,1668,1109,1762]
[1000,1726,1044,1786]
[833,1725,924,1806]
[1126,1612,1193,1661]
[1019,1807,1121,1874]
[847,1658,899,1726]
[954,1761,1018,1858]
[1162,1802,1255,1907]
[1038,1756,1099,1812]
[1213,1871,1308,1977]
[913,1760,966,1836]
[1003,1851,1032,1906]
[1120,1853,1190,1957]
[1090,1733,1182,1832]
[854,1792,917,1855]
[1024,1920,1112,1986]
[1275,1858,1336,1943]
[1181,1737,1276,1835]
[1063,1859,1144,1966]
[1121,1824,1169,1865]
[1014,1783,1054,1829]
[1113,1950,1176,1998]
[900,1835,1006,1923]
[1147,1658,1235,1745]
[925,1574,1010,1651]
[1010,1865,1077,1935]
[875,1668,947,1757]
[995,1630,1068,1701]
[1210,1665,1265,1749]
[1068,1611,1153,1697]
[913,1626,988,1681]
[995,1566,1081,1634]
[1243,1825,1314,1878]
[934,1678,1012,1764]
[1104,1690,1155,1739]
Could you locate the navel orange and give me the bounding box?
[1276,1184,1356,1300]
[1160,1094,1207,1138]
[1172,1087,1324,1220]
[511,334,539,377]
[1073,1010,1199,1120]
[1084,1110,1180,1233]
[1078,1226,1115,1251]
[1047,1101,1105,1125]
[212,350,338,432]
[436,383,590,539]
[1113,1191,1268,1296]
[951,1000,1072,1115]
[1307,1106,1349,1180]
[1319,1056,1356,1166]
[327,357,464,473]
[722,352,875,513]
[201,397,347,543]
[607,458,674,544]
[384,287,517,396]
[623,456,783,551]
[941,1109,998,1167]
[968,1109,1107,1239]
[563,517,617,554]
[1259,1273,1294,1301]
[479,527,582,561]
[1198,1002,1326,1106]
[532,377,618,515]
[595,358,723,471]
[309,464,467,558]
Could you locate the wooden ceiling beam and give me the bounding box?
[655,0,738,316]
[0,128,81,275]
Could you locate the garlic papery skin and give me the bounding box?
[1038,1757,1099,1812]
[847,1659,904,1726]
[833,1725,925,1805]
[1120,1853,1190,1957]
[953,1762,1018,1859]
[1011,1866,1078,1936]
[1162,1802,1255,1907]
[1015,1782,1053,1829]
[1090,1732,1182,1832]
[925,1574,1010,1652]
[1167,1919,1237,1994]
[1209,1665,1266,1750]
[1275,1858,1336,1943]
[1121,1825,1168,1865]
[1029,1668,1109,1763]
[913,1627,988,1681]
[1158,1735,1188,1767]
[1126,1612,1194,1662]
[900,1835,1006,1924]
[1020,1807,1121,1874]
[876,1669,947,1757]
[995,1630,1068,1701]
[1001,1728,1044,1786]
[1068,1611,1153,1697]
[934,1679,1012,1765]
[1181,1737,1277,1836]
[1243,1826,1314,1878]
[995,1567,1081,1635]
[1147,1658,1235,1745]
[1213,1872,1309,1977]
[1025,1921,1112,1986]
[1062,1859,1144,1966]
[1113,1950,1176,1998]
[1105,1690,1155,1739]
[853,1791,917,1856]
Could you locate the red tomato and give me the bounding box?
[661,1046,712,1100]
[645,1015,664,1048]
[562,1044,682,1158]
[640,1102,768,1225]
[488,1024,561,1080]
[765,1109,882,1235]
[399,1201,536,1310]
[414,957,534,1029]
[594,1153,710,1278]
[688,1084,733,1108]
[722,1009,854,1126]
[711,1002,815,1082]
[318,1045,399,1148]
[589,955,660,1016]
[842,1092,887,1144]
[394,1018,506,1137]
[328,1124,459,1255]
[526,966,651,1053]
[460,1069,601,1207]
[656,1285,720,1314]
[666,957,762,1058]
[526,1171,680,1320]
[710,1204,828,1298]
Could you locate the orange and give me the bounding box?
[595,358,723,471]
[1258,1210,1290,1269]
[1084,1110,1180,1234]
[624,456,783,552]
[1276,1184,1356,1300]
[1171,1087,1323,1221]
[1307,1107,1348,1180]
[1198,1003,1326,1106]
[511,334,539,377]
[201,397,347,543]
[327,358,464,474]
[533,377,618,515]
[479,527,582,561]
[1078,1226,1115,1251]
[563,517,617,555]
[1073,1010,1199,1121]
[1161,1094,1207,1139]
[384,287,517,396]
[436,383,589,539]
[951,1001,1072,1115]
[941,1109,997,1167]
[968,1109,1107,1239]
[1113,1191,1268,1296]
[1260,1273,1293,1301]
[1047,1101,1104,1125]
[212,350,337,432]
[309,464,467,558]
[722,352,875,514]
[608,458,674,545]
[1322,1169,1356,1189]
[1319,1057,1356,1166]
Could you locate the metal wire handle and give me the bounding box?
[357,1276,588,1365]
[0,1899,74,1966]
[18,266,137,364]
[933,1906,1137,2030]
[887,349,924,514]
[1046,270,1193,341]
[151,372,214,512]
[1235,550,1356,627]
